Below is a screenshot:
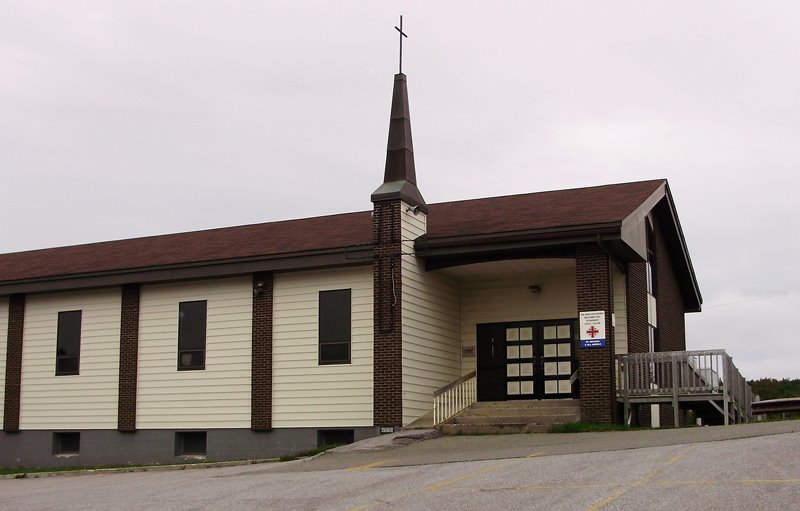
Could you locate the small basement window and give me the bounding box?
[53,432,80,456]
[317,429,354,448]
[175,431,207,456]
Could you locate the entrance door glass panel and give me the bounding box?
[477,319,577,400]
[541,320,574,397]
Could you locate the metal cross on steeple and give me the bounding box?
[395,15,408,74]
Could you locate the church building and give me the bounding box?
[0,71,701,467]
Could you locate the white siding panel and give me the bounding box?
[272,267,373,428]
[401,205,461,424]
[0,297,8,422]
[613,267,628,355]
[461,266,577,374]
[137,277,252,429]
[20,289,121,429]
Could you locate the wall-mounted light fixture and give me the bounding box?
[406,204,420,215]
[253,282,265,297]
[528,285,542,294]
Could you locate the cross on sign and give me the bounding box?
[586,326,599,338]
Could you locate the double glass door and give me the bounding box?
[477,319,577,401]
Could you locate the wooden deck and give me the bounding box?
[616,350,754,426]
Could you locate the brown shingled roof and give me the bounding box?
[426,179,664,239]
[0,211,373,282]
[0,180,664,283]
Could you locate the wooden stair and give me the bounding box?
[437,399,580,435]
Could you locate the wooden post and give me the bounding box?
[722,355,730,426]
[671,354,680,427]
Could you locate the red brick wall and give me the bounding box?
[654,218,687,426]
[576,245,615,423]
[117,284,140,432]
[373,200,403,426]
[3,294,25,432]
[654,219,686,353]
[626,262,649,354]
[251,272,273,431]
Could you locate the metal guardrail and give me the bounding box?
[616,350,754,426]
[752,397,800,415]
[433,371,477,426]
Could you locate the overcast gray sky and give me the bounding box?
[2,1,798,379]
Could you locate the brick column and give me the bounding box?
[626,262,649,354]
[117,284,141,431]
[373,200,403,427]
[3,294,25,432]
[576,245,615,423]
[251,272,274,431]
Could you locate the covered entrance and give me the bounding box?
[477,319,578,401]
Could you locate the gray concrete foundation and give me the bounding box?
[0,427,380,468]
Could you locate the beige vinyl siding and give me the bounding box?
[401,206,461,424]
[137,277,252,429]
[272,267,373,428]
[461,266,577,374]
[613,267,628,354]
[19,289,121,430]
[0,297,8,422]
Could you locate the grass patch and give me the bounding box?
[548,422,633,433]
[278,444,344,462]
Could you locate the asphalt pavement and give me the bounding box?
[1,420,798,511]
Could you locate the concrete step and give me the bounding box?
[451,413,580,425]
[435,399,580,435]
[438,422,563,435]
[470,399,579,410]
[458,407,580,418]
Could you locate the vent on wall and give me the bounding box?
[175,431,207,456]
[53,432,80,456]
[317,429,354,447]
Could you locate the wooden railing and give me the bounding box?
[616,350,754,425]
[433,371,477,426]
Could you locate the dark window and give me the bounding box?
[178,301,207,370]
[175,431,207,456]
[317,429,354,447]
[56,310,82,376]
[319,289,351,365]
[53,432,80,455]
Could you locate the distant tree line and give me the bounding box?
[749,378,800,400]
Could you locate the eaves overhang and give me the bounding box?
[0,245,373,296]
[415,222,640,268]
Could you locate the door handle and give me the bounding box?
[491,337,495,357]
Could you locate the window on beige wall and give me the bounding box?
[55,310,82,376]
[178,300,207,370]
[319,289,351,365]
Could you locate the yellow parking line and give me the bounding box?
[584,444,697,511]
[655,478,800,487]
[346,460,390,472]
[425,462,507,492]
[737,479,800,485]
[346,503,378,511]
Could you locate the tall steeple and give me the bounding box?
[370,72,428,212]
